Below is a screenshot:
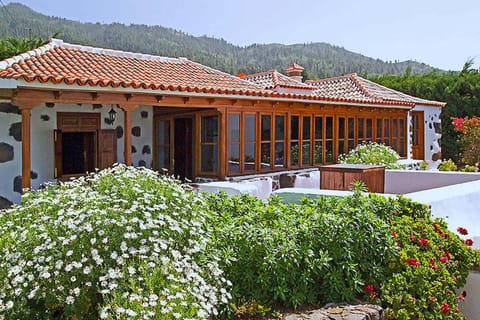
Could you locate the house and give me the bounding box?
[0,39,445,207]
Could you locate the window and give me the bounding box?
[228,114,240,173]
[325,116,334,163]
[62,132,96,174]
[290,115,299,166]
[314,116,323,164]
[347,117,355,150]
[275,115,285,168]
[302,116,311,165]
[200,115,218,172]
[244,114,256,171]
[156,120,171,171]
[261,115,272,169]
[338,117,346,156]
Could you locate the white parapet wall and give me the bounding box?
[385,170,480,194]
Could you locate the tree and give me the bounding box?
[0,37,49,60]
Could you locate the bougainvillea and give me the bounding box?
[452,116,480,166]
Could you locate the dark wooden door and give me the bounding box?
[412,111,424,160]
[97,129,117,169]
[174,118,194,181]
[54,129,63,178]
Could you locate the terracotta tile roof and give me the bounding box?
[0,39,441,108]
[242,70,314,90]
[0,39,269,95]
[285,62,304,72]
[306,73,446,107]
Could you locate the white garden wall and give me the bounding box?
[409,105,442,162]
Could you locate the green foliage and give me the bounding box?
[461,165,478,172]
[337,142,402,169]
[0,37,49,60]
[0,165,229,319]
[419,161,428,171]
[383,208,480,319]
[0,3,436,78]
[438,159,458,171]
[205,190,397,309]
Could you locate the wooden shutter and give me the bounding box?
[97,129,117,170]
[54,129,62,178]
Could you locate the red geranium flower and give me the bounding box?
[439,256,448,263]
[418,238,428,247]
[440,302,450,314]
[409,234,416,241]
[369,292,377,299]
[464,239,474,246]
[458,291,466,301]
[364,284,374,293]
[457,227,468,235]
[406,258,418,267]
[390,231,397,239]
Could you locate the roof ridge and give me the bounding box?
[349,73,380,100]
[55,38,182,63]
[186,59,269,91]
[306,73,356,85]
[243,69,277,79]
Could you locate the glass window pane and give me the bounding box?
[201,144,217,172]
[399,119,405,136]
[348,140,355,151]
[399,139,405,157]
[261,115,271,141]
[338,117,345,139]
[158,146,170,170]
[302,142,310,165]
[275,142,284,167]
[291,116,299,140]
[383,119,390,142]
[377,119,383,139]
[326,117,333,139]
[358,118,364,139]
[348,118,355,139]
[314,141,323,164]
[157,120,170,145]
[228,144,240,173]
[290,142,299,165]
[326,141,333,163]
[244,115,256,142]
[275,115,284,140]
[338,140,345,156]
[392,119,398,136]
[366,119,372,139]
[315,116,323,139]
[244,143,256,171]
[261,143,271,169]
[303,116,311,140]
[201,116,218,143]
[229,114,240,142]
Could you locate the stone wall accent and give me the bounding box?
[0,103,20,114]
[0,143,14,163]
[142,145,151,155]
[0,196,13,210]
[116,126,123,139]
[284,304,384,320]
[40,115,50,121]
[8,122,22,141]
[132,126,141,137]
[140,111,148,118]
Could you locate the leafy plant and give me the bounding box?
[452,116,480,166]
[419,161,428,171]
[337,142,403,169]
[438,159,458,171]
[0,165,230,319]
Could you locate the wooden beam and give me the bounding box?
[21,108,31,190]
[119,104,139,166]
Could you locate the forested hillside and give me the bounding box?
[0,3,437,78]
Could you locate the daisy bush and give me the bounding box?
[337,142,403,169]
[0,165,230,319]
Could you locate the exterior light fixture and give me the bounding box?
[108,105,117,125]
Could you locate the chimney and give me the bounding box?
[285,62,304,83]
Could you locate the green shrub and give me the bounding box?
[438,159,458,171]
[461,164,478,172]
[205,190,397,310]
[337,142,403,169]
[0,165,230,319]
[419,161,428,170]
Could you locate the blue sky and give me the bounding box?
[3,0,480,71]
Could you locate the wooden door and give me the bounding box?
[412,111,424,160]
[174,118,194,181]
[97,129,117,169]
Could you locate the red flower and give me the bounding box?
[440,302,450,314]
[457,227,468,235]
[390,231,397,239]
[439,256,448,263]
[369,292,377,299]
[396,242,401,248]
[452,117,465,132]
[364,284,375,293]
[392,210,397,216]
[464,239,474,246]
[418,238,428,247]
[409,234,416,241]
[406,258,418,267]
[458,291,466,301]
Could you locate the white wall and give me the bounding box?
[0,102,153,205]
[385,170,480,194]
[410,105,442,162]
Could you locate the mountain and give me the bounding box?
[0,3,438,78]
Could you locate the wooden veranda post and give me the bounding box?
[119,104,139,166]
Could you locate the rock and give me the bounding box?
[140,111,148,118]
[9,122,22,141]
[0,196,13,209]
[0,103,20,114]
[132,126,141,137]
[283,304,384,320]
[116,125,123,139]
[0,143,14,163]
[142,145,151,155]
